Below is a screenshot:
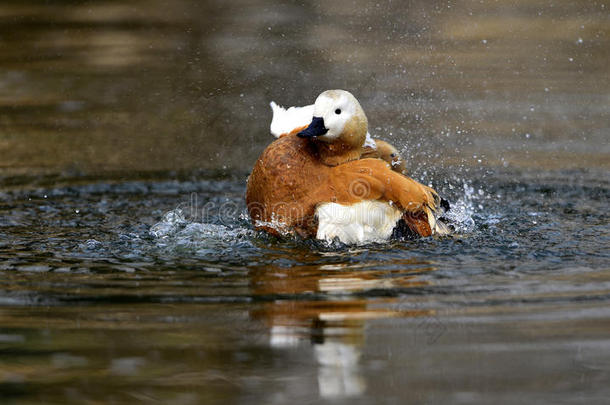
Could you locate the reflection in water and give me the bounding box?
[315,342,364,398]
[249,261,437,398]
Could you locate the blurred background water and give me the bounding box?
[0,1,609,404]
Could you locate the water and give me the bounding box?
[2,168,608,403]
[1,0,609,404]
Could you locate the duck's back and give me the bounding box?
[246,133,328,236]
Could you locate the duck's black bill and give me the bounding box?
[297,117,328,138]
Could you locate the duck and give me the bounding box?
[246,89,450,244]
[270,100,406,174]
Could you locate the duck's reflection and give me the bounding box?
[248,259,436,398]
[315,337,365,398]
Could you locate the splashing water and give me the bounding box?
[442,182,478,234]
[149,177,479,250]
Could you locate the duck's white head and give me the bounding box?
[297,89,368,146]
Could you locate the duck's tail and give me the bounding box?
[269,101,314,138]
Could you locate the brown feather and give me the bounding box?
[246,129,439,239]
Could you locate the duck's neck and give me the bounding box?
[315,139,362,166]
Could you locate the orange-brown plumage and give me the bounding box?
[246,129,438,239]
[247,89,445,242]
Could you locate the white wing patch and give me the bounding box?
[316,201,403,244]
[269,102,314,138]
[363,132,377,149]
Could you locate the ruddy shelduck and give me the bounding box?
[246,89,449,244]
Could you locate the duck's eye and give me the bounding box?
[390,153,397,158]
[335,108,341,115]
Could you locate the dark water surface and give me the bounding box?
[1,0,609,404]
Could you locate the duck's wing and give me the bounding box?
[327,158,448,237]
